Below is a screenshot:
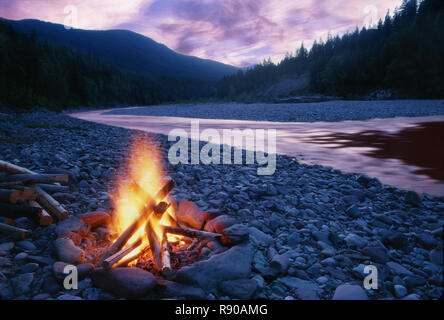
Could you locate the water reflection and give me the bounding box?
[70,110,444,196]
[303,122,444,182]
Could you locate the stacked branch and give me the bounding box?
[163,225,222,240]
[0,160,34,174]
[114,246,150,268]
[0,160,69,223]
[28,200,53,226]
[146,218,162,271]
[98,179,174,266]
[102,238,143,269]
[33,186,68,221]
[160,231,171,276]
[0,173,69,184]
[0,222,31,240]
[0,188,35,204]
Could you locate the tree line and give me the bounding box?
[216,0,444,99]
[0,20,215,110]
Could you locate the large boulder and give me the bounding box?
[175,244,253,291]
[91,267,157,299]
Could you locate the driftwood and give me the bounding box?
[0,183,69,194]
[98,179,174,266]
[0,181,25,189]
[28,200,53,226]
[0,188,35,203]
[102,238,143,269]
[0,202,42,223]
[160,231,171,275]
[0,222,31,240]
[0,160,68,221]
[163,225,222,240]
[35,184,69,193]
[146,218,162,271]
[34,186,68,221]
[0,189,23,204]
[0,173,69,184]
[0,160,34,174]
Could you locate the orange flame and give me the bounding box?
[109,135,178,264]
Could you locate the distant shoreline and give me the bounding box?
[100,100,444,123]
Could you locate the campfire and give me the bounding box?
[0,135,248,280]
[98,136,224,275]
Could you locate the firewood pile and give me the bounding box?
[0,160,69,240]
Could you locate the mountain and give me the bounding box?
[0,20,217,109]
[3,18,238,81]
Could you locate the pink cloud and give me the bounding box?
[0,0,402,66]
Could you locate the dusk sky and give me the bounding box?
[0,0,402,67]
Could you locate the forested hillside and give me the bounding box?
[217,0,444,99]
[0,20,215,109]
[7,19,238,81]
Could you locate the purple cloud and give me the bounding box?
[0,0,402,66]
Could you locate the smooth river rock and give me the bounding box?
[175,244,253,291]
[91,267,157,299]
[332,284,368,300]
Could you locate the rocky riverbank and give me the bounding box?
[0,111,442,300]
[102,100,444,122]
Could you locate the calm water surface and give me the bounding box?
[70,110,444,196]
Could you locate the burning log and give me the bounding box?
[102,238,143,269]
[163,225,222,241]
[154,201,170,217]
[0,202,42,222]
[114,246,150,268]
[0,222,31,240]
[146,218,162,271]
[28,200,53,226]
[33,186,68,221]
[0,173,69,185]
[160,232,171,276]
[98,179,174,266]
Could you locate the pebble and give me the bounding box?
[14,252,28,262]
[394,285,407,298]
[16,241,36,251]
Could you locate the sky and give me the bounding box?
[0,0,402,67]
